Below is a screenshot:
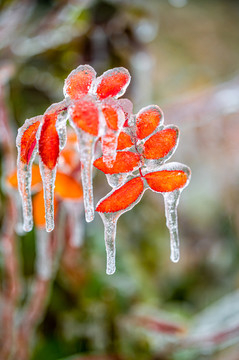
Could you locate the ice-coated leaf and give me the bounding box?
[19,120,41,164]
[136,105,163,140]
[96,177,144,213]
[69,96,100,136]
[55,172,83,200]
[117,131,133,150]
[94,67,131,100]
[143,126,179,160]
[63,64,96,100]
[38,113,60,170]
[94,151,141,174]
[96,177,145,274]
[144,168,189,193]
[16,116,43,232]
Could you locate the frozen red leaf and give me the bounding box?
[102,104,119,131]
[144,170,188,192]
[20,121,40,164]
[136,105,163,140]
[39,113,59,170]
[143,127,178,159]
[94,151,140,174]
[96,177,144,213]
[117,131,133,150]
[70,98,99,136]
[96,67,130,100]
[64,65,96,100]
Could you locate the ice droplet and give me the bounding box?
[35,228,51,280]
[39,160,57,232]
[163,190,181,263]
[99,212,118,275]
[75,129,96,222]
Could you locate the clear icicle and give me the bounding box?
[39,160,57,232]
[99,212,118,275]
[65,201,84,248]
[35,228,52,280]
[163,190,181,263]
[17,161,34,232]
[75,130,96,222]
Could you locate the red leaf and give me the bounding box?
[70,98,99,136]
[96,177,144,213]
[144,170,188,192]
[64,65,96,100]
[96,67,130,100]
[20,121,40,164]
[39,113,59,170]
[94,151,141,174]
[102,104,119,131]
[143,127,178,159]
[117,131,133,150]
[136,105,163,140]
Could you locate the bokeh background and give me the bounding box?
[1,0,239,359]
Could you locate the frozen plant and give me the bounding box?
[16,64,191,275]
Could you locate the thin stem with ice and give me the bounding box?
[164,190,181,263]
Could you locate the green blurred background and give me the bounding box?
[1,0,239,359]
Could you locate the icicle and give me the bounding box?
[39,160,57,232]
[17,161,34,232]
[99,212,118,275]
[75,130,96,222]
[35,228,51,280]
[65,201,84,247]
[163,190,181,263]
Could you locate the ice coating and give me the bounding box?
[94,67,131,100]
[164,190,181,263]
[63,64,96,100]
[55,110,68,150]
[35,228,51,279]
[39,160,57,232]
[16,116,42,232]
